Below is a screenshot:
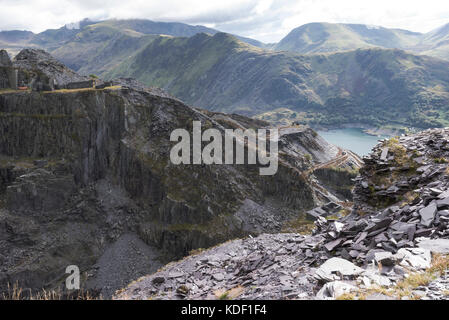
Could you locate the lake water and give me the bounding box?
[317,128,389,156]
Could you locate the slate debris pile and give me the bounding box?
[116,233,320,300]
[306,202,342,220]
[355,128,449,210]
[304,130,449,266]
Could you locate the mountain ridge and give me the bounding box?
[0,18,267,56]
[103,32,449,131]
[3,20,449,131]
[275,22,449,61]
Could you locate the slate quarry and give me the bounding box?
[117,128,449,300]
[0,49,361,298]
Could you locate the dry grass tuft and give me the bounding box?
[349,254,449,300]
[336,293,356,300]
[428,254,449,276]
[214,285,245,300]
[1,282,102,300]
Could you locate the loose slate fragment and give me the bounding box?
[365,218,393,233]
[419,202,437,227]
[374,251,394,266]
[316,281,356,299]
[324,239,344,252]
[436,197,449,209]
[380,148,389,161]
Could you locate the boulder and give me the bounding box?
[417,238,449,254]
[360,268,392,287]
[316,281,356,299]
[315,257,363,282]
[374,251,395,266]
[395,248,431,270]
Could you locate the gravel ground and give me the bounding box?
[86,233,166,298]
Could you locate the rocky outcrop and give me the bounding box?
[0,50,11,67]
[111,78,174,99]
[13,49,88,88]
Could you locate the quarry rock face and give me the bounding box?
[5,48,449,301]
[0,49,15,90]
[0,49,357,298]
[0,50,12,67]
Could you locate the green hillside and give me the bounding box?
[3,20,449,131]
[105,32,449,130]
[274,22,449,61]
[0,19,266,74]
[274,22,422,53]
[49,23,160,75]
[418,23,449,61]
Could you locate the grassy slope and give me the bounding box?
[43,19,265,77]
[274,23,423,53]
[50,23,160,75]
[418,23,449,61]
[274,22,449,62]
[105,32,449,129]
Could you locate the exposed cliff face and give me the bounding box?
[0,76,355,297]
[0,50,14,90]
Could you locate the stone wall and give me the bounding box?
[65,80,95,89]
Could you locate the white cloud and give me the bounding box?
[0,0,448,42]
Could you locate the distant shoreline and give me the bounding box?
[311,123,418,137]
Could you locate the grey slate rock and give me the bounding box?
[380,148,389,161]
[324,239,344,252]
[417,239,449,254]
[152,276,165,285]
[315,257,363,282]
[419,203,438,227]
[374,251,395,266]
[436,197,449,209]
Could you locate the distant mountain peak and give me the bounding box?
[427,22,449,36]
[64,18,95,30]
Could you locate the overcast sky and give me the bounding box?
[0,0,448,43]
